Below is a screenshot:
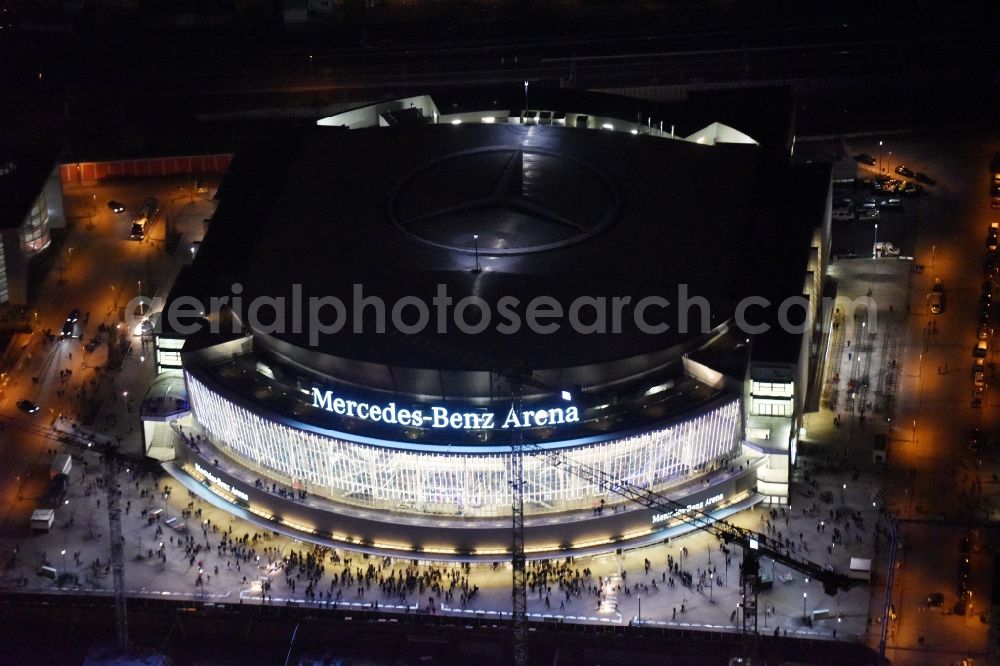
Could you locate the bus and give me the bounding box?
[130,197,158,240]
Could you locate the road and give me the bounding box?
[799,128,1000,665]
[0,176,216,541]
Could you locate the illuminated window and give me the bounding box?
[750,381,794,398]
[750,397,792,417]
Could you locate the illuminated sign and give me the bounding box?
[195,463,250,502]
[651,493,724,524]
[311,388,580,431]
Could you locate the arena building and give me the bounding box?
[147,89,833,560]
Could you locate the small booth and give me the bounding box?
[31,509,55,533]
[849,557,872,582]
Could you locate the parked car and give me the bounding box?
[974,340,988,358]
[899,181,923,196]
[857,202,880,221]
[926,592,945,607]
[928,278,945,314]
[978,323,991,340]
[854,153,876,166]
[17,399,39,414]
[832,199,855,221]
[984,255,999,279]
[895,165,915,178]
[880,198,903,211]
[881,179,901,193]
[107,201,126,214]
[968,430,982,452]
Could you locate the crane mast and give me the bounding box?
[509,384,528,666]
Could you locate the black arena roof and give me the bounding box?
[171,119,821,391]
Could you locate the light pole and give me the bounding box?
[878,140,883,173]
[708,543,712,564]
[803,591,808,619]
[709,572,714,603]
[873,222,878,276]
[61,549,67,573]
[523,80,529,113]
[637,593,641,625]
[473,234,481,273]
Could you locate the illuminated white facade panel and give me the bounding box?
[187,373,742,517]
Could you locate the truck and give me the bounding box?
[50,453,72,480]
[41,474,69,509]
[130,197,158,240]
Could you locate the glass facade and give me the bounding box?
[187,372,743,518]
[156,336,185,372]
[20,190,51,256]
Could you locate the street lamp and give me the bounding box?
[709,571,714,603]
[61,549,67,573]
[871,222,879,293]
[803,591,808,619]
[637,593,641,625]
[473,234,481,273]
[878,140,883,173]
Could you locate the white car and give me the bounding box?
[873,242,900,257]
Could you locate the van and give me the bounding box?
[37,565,58,580]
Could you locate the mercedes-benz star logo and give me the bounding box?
[389,147,619,255]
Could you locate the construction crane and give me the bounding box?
[534,445,856,646]
[381,330,855,662]
[508,383,528,666]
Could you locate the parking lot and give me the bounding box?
[830,179,925,261]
